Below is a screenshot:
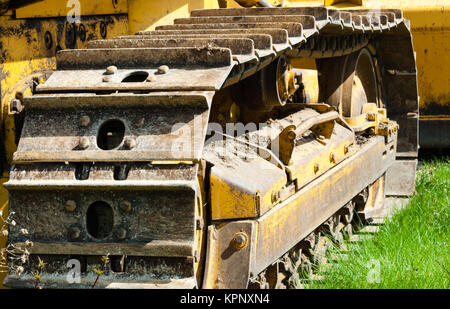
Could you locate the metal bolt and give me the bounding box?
[329,152,336,163]
[271,191,278,203]
[157,65,169,74]
[196,217,204,230]
[80,115,90,127]
[79,137,90,149]
[146,75,156,82]
[69,227,80,240]
[232,232,248,250]
[124,137,136,149]
[119,200,131,212]
[105,65,117,75]
[65,200,77,212]
[10,99,23,113]
[44,31,53,50]
[114,227,127,240]
[344,145,349,154]
[367,113,376,122]
[194,250,200,263]
[102,76,113,82]
[134,117,145,127]
[286,130,296,141]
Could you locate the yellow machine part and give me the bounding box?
[289,0,450,116]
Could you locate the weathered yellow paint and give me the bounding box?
[252,136,393,275]
[288,0,450,115]
[0,12,128,164]
[324,0,361,5]
[127,0,220,34]
[15,0,128,18]
[288,136,355,188]
[210,173,259,219]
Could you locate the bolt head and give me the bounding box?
[105,65,117,75]
[79,137,90,149]
[367,113,376,122]
[69,227,80,239]
[114,227,127,240]
[124,137,136,149]
[80,115,90,127]
[232,232,248,250]
[134,117,145,127]
[196,217,204,230]
[65,200,77,212]
[119,200,131,212]
[329,152,336,163]
[102,75,113,82]
[157,65,169,74]
[286,130,296,141]
[314,163,320,174]
[146,75,156,82]
[10,99,23,113]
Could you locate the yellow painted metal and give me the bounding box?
[288,0,450,116]
[234,0,261,6]
[210,173,259,219]
[324,0,361,6]
[15,0,128,18]
[252,136,394,275]
[209,163,286,220]
[286,126,355,188]
[127,0,220,34]
[0,14,128,165]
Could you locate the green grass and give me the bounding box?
[307,157,450,289]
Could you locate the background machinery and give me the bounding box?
[0,0,442,288]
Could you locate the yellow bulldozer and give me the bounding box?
[0,0,446,288]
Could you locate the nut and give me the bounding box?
[194,250,200,263]
[196,217,204,230]
[105,65,117,75]
[65,200,77,212]
[232,232,249,250]
[102,76,113,82]
[119,200,131,212]
[79,137,90,149]
[146,75,156,82]
[10,99,23,113]
[69,227,80,240]
[367,113,376,122]
[286,130,296,141]
[157,65,169,74]
[344,145,349,154]
[80,116,90,127]
[314,163,320,174]
[329,152,336,163]
[114,227,127,240]
[134,117,145,127]
[124,137,136,149]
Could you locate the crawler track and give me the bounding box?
[3,7,417,289]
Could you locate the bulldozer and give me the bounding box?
[0,0,442,288]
